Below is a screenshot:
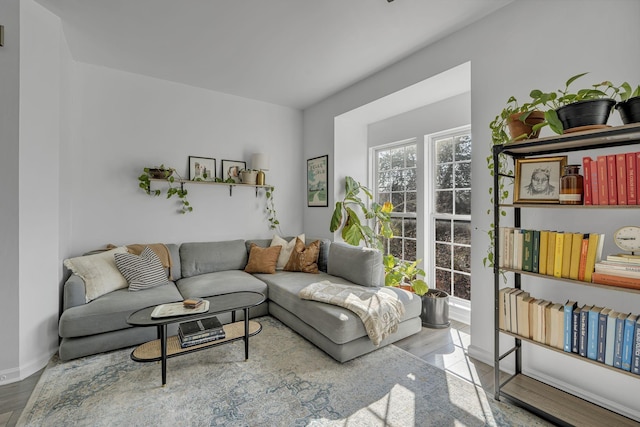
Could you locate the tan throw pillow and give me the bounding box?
[270,234,305,270]
[244,243,282,274]
[284,238,320,274]
[63,246,129,302]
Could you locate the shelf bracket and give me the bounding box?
[229,185,233,197]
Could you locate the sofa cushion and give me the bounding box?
[245,237,331,273]
[176,270,268,299]
[114,246,170,291]
[180,240,248,278]
[284,238,320,273]
[244,244,281,274]
[63,246,129,302]
[271,234,304,270]
[327,243,384,287]
[59,282,183,338]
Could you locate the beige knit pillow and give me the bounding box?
[244,243,282,274]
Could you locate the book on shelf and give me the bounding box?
[561,232,573,279]
[553,232,564,278]
[179,331,226,348]
[549,303,564,350]
[516,292,532,338]
[498,287,510,331]
[614,312,628,369]
[621,314,638,371]
[544,302,554,346]
[577,235,590,281]
[532,230,541,274]
[583,233,604,283]
[591,272,640,290]
[616,153,627,205]
[568,232,584,280]
[606,253,640,264]
[546,231,557,276]
[178,316,224,341]
[498,227,506,268]
[632,316,640,374]
[509,289,524,334]
[590,156,600,205]
[572,304,582,353]
[582,156,593,205]
[587,306,603,360]
[627,152,637,205]
[637,151,640,204]
[594,262,640,279]
[522,229,534,272]
[537,300,551,345]
[605,310,619,366]
[539,230,549,275]
[607,154,617,205]
[563,300,577,352]
[579,305,593,357]
[597,307,611,363]
[597,155,609,205]
[513,230,524,270]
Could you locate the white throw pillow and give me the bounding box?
[63,246,129,302]
[270,234,305,270]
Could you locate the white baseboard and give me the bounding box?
[0,349,55,386]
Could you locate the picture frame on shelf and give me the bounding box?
[307,155,328,207]
[188,156,216,181]
[513,156,567,204]
[221,159,246,183]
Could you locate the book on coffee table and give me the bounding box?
[150,300,210,319]
[179,331,226,348]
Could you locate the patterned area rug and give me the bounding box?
[18,317,549,426]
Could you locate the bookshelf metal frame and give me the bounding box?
[492,123,640,425]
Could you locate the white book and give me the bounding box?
[605,310,619,366]
[513,230,523,270]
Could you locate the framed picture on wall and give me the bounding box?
[307,155,328,207]
[513,156,567,204]
[221,159,246,183]
[188,156,216,181]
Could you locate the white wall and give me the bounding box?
[63,63,303,257]
[0,0,20,382]
[303,0,640,419]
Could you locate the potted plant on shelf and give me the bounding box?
[138,165,192,213]
[489,96,546,147]
[615,82,640,125]
[529,72,622,134]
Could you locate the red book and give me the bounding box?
[590,156,599,205]
[607,154,617,205]
[596,155,608,205]
[616,153,627,205]
[627,152,637,205]
[582,157,593,205]
[637,152,640,205]
[577,236,590,281]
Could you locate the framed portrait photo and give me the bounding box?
[221,159,246,183]
[307,155,328,207]
[514,156,567,204]
[189,156,216,181]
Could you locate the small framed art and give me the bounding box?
[188,156,216,181]
[307,155,328,207]
[221,159,246,183]
[514,156,567,204]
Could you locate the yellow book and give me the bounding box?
[561,232,573,278]
[584,233,600,282]
[546,231,557,276]
[568,232,584,280]
[553,232,565,278]
[539,231,549,275]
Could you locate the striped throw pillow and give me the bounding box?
[114,246,169,291]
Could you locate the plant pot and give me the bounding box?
[615,96,640,125]
[420,289,450,329]
[239,170,257,185]
[507,111,545,141]
[148,168,173,179]
[555,99,616,133]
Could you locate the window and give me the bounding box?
[431,129,472,301]
[374,140,417,261]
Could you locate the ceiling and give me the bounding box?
[36,0,512,109]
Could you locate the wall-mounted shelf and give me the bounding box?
[149,178,272,197]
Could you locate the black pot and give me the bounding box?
[555,98,616,132]
[615,96,640,125]
[420,289,450,329]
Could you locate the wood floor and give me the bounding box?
[0,320,489,427]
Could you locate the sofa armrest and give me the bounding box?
[327,243,384,287]
[63,274,87,311]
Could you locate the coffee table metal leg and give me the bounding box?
[244,308,249,359]
[232,310,236,323]
[160,325,167,386]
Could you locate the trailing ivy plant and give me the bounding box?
[138,165,192,214]
[265,186,282,234]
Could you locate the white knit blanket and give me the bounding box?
[299,281,405,346]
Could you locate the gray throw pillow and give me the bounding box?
[114,246,169,291]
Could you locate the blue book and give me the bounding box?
[596,308,610,363]
[579,305,592,357]
[587,306,602,360]
[563,301,577,352]
[633,316,640,375]
[571,305,582,353]
[621,314,638,371]
[614,313,628,369]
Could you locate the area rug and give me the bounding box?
[18,317,549,426]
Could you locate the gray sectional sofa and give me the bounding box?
[59,237,423,362]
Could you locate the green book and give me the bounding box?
[531,230,541,274]
[522,229,534,272]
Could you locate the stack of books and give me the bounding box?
[183,298,204,309]
[583,151,640,206]
[499,287,640,375]
[592,254,640,290]
[178,316,225,348]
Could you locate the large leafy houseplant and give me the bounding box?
[383,255,428,296]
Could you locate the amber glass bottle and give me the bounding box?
[559,164,584,205]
